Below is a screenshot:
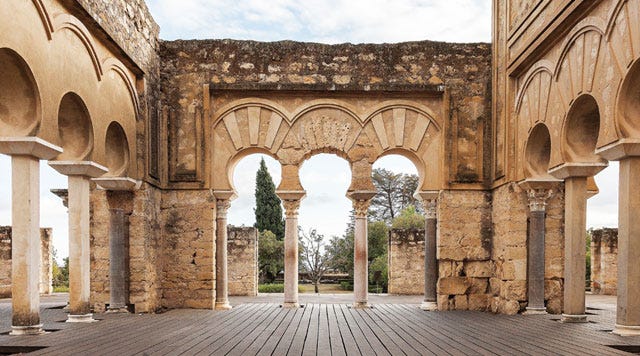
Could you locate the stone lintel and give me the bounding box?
[595,139,640,161]
[0,137,62,160]
[93,177,141,191]
[548,162,608,179]
[517,178,562,191]
[414,190,439,202]
[49,161,108,178]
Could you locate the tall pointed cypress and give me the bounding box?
[254,157,285,240]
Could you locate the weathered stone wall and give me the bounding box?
[0,227,53,298]
[388,229,424,295]
[437,190,493,311]
[490,183,564,315]
[160,39,492,188]
[227,226,258,297]
[160,190,215,309]
[591,228,617,295]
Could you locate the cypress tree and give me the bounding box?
[254,157,285,240]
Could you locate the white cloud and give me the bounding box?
[147,0,492,43]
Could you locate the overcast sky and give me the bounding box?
[0,0,618,261]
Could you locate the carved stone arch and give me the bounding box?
[279,103,363,166]
[52,13,103,81]
[0,47,41,136]
[102,58,139,116]
[103,121,130,177]
[30,0,53,40]
[290,99,362,125]
[56,92,94,161]
[211,101,290,190]
[213,98,290,126]
[225,147,281,193]
[515,61,553,117]
[560,94,605,164]
[554,20,605,111]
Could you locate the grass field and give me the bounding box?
[298,283,351,294]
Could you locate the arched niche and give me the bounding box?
[104,121,129,176]
[0,48,40,136]
[524,123,552,178]
[57,92,93,160]
[564,94,602,163]
[617,59,640,138]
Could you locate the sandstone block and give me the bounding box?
[468,294,490,311]
[454,295,468,310]
[464,261,493,277]
[438,277,470,295]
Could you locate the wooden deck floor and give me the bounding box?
[0,300,639,355]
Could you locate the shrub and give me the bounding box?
[391,205,425,229]
[258,283,303,293]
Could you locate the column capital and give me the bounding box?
[276,190,306,218]
[347,191,376,218]
[0,137,62,159]
[216,199,231,218]
[518,179,560,212]
[415,191,439,219]
[282,199,302,218]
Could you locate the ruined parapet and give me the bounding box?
[227,226,258,297]
[0,226,53,297]
[591,228,618,295]
[388,228,424,295]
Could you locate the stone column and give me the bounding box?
[0,137,62,335]
[349,191,376,309]
[562,176,588,323]
[614,157,640,335]
[522,186,553,315]
[50,161,107,322]
[215,198,232,310]
[417,192,438,311]
[108,209,128,312]
[282,199,302,308]
[276,191,305,308]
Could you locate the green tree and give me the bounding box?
[254,157,285,240]
[258,230,284,283]
[52,256,69,288]
[370,168,422,224]
[369,253,388,292]
[391,205,425,230]
[300,229,329,293]
[368,221,388,262]
[325,233,354,276]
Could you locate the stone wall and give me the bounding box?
[160,190,215,309]
[489,183,564,315]
[227,226,258,297]
[388,228,424,295]
[0,227,53,298]
[437,190,493,311]
[591,228,617,295]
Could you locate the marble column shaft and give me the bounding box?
[614,157,640,335]
[423,199,437,307]
[352,199,371,308]
[10,155,42,334]
[108,209,127,311]
[525,189,552,313]
[215,199,232,310]
[562,176,587,322]
[282,199,302,308]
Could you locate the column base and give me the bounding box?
[352,302,370,309]
[215,301,232,310]
[523,307,547,315]
[612,324,640,336]
[10,324,44,336]
[420,301,438,311]
[106,306,130,314]
[282,302,300,309]
[67,313,98,323]
[561,314,587,323]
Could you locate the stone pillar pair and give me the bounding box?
[0,138,62,335]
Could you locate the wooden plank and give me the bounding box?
[287,304,315,356]
[346,306,394,356]
[327,304,346,356]
[259,305,304,356]
[334,304,361,355]
[301,304,319,356]
[316,304,332,356]
[236,307,294,356]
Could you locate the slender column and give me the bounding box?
[66,175,96,322]
[524,188,552,315]
[352,198,372,308]
[421,197,438,310]
[108,209,128,312]
[282,199,302,308]
[562,176,588,323]
[10,155,43,335]
[215,198,232,310]
[614,157,640,335]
